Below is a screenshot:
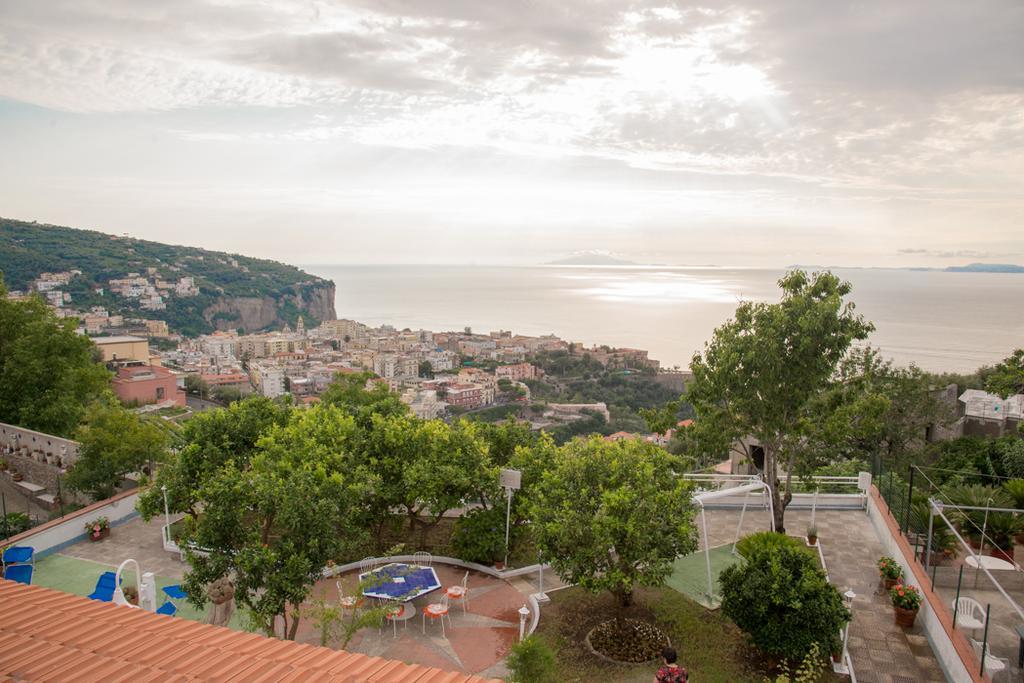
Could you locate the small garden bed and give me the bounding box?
[586,618,668,663]
[534,586,763,682]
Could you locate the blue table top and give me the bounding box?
[360,563,441,602]
[2,546,33,564]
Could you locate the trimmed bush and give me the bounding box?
[721,538,850,663]
[506,635,557,683]
[735,531,809,560]
[451,506,507,564]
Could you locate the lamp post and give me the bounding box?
[518,604,530,641]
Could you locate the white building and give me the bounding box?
[249,361,286,398]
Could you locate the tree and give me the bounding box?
[800,347,951,476]
[986,349,1024,398]
[721,533,850,663]
[136,396,291,519]
[682,270,872,531]
[0,277,111,437]
[183,374,210,397]
[320,371,408,426]
[66,400,170,501]
[181,406,371,640]
[418,360,434,379]
[531,436,697,608]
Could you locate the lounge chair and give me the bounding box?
[156,601,178,616]
[3,564,33,585]
[88,571,119,602]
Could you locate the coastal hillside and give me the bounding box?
[0,217,336,336]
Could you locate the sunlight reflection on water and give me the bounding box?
[563,271,737,303]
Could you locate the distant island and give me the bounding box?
[944,263,1024,273]
[545,252,638,266]
[0,217,337,336]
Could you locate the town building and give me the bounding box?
[93,335,158,366]
[111,365,186,407]
[495,362,542,381]
[249,360,286,398]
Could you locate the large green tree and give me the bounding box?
[531,436,697,607]
[66,400,170,501]
[320,371,408,426]
[0,277,110,436]
[136,396,291,519]
[985,348,1024,399]
[181,405,371,640]
[681,271,872,531]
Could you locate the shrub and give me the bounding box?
[2,512,32,537]
[890,583,922,611]
[877,556,903,581]
[721,541,850,663]
[506,635,557,683]
[1004,479,1024,509]
[735,531,808,560]
[451,507,507,564]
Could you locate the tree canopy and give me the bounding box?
[681,270,873,531]
[66,400,170,501]
[0,277,110,437]
[985,348,1024,399]
[530,436,697,607]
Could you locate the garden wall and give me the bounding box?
[2,490,140,558]
[867,486,983,683]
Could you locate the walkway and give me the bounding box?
[700,507,948,683]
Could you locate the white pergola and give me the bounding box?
[692,479,775,603]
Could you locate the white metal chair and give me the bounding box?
[422,593,452,637]
[953,597,986,637]
[380,599,408,639]
[413,551,433,567]
[971,639,1009,682]
[336,580,362,613]
[359,556,377,575]
[446,570,469,613]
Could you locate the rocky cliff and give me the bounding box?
[203,282,336,332]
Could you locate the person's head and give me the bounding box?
[662,647,678,664]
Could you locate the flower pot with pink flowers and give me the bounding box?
[85,517,110,541]
[891,583,922,627]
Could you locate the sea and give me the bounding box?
[302,265,1024,374]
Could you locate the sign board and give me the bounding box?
[500,468,522,490]
[857,471,872,492]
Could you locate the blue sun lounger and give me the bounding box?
[87,571,119,602]
[3,563,33,585]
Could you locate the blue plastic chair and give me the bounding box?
[3,564,33,585]
[163,584,187,601]
[87,571,118,602]
[2,546,34,566]
[156,601,178,616]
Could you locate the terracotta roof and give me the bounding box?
[0,580,501,682]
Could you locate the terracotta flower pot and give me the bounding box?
[894,606,918,628]
[883,577,899,590]
[992,546,1014,563]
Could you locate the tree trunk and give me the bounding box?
[614,587,633,608]
[286,605,301,641]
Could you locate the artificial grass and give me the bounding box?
[533,586,761,682]
[31,553,244,629]
[665,544,743,608]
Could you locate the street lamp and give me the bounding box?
[518,604,531,641]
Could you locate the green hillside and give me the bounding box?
[0,217,336,336]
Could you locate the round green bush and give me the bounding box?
[734,531,809,560]
[451,507,507,564]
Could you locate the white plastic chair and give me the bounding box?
[422,593,452,637]
[413,551,433,567]
[953,597,986,636]
[336,580,362,612]
[971,639,1009,682]
[446,570,469,613]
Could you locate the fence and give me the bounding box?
[875,461,1024,681]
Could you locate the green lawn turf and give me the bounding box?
[533,586,762,682]
[665,544,743,608]
[32,553,244,629]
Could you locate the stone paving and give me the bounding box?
[700,507,948,683]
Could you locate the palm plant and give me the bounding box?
[942,484,1011,545]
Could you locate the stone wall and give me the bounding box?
[0,422,80,465]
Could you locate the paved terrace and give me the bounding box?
[701,508,948,683]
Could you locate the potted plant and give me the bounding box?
[890,583,922,627]
[983,512,1022,562]
[121,584,139,606]
[85,517,110,541]
[806,525,818,547]
[878,556,903,589]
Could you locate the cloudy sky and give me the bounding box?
[1,0,1022,267]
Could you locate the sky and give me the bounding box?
[0,1,1022,267]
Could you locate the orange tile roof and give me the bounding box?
[0,580,501,682]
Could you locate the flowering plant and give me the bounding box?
[890,583,922,610]
[85,516,110,538]
[877,556,903,581]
